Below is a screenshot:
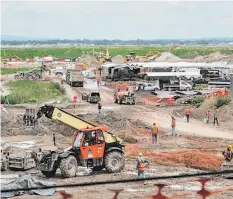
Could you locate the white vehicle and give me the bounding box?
[163,80,193,91]
[55,66,64,75]
[135,81,160,91]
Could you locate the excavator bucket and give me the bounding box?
[23,108,37,127]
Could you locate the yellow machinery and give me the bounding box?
[144,51,162,60]
[126,52,136,61]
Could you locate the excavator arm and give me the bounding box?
[25,105,123,144]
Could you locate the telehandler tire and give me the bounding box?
[42,170,57,178]
[104,151,125,173]
[60,155,77,178]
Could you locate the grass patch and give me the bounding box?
[2,80,65,104]
[191,95,206,108]
[1,67,38,75]
[1,46,233,59]
[214,96,232,108]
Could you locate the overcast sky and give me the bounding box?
[1,0,233,39]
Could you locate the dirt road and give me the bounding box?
[78,79,233,140]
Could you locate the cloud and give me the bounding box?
[1,1,233,39]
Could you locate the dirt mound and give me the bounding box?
[155,52,181,62]
[111,55,125,64]
[190,99,233,129]
[1,109,75,137]
[77,111,127,133]
[79,55,100,68]
[193,52,228,62]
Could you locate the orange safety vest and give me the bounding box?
[206,112,210,118]
[171,120,176,127]
[138,162,147,171]
[185,109,191,115]
[152,125,159,134]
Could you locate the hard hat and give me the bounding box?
[153,122,156,125]
[216,109,219,112]
[186,106,189,108]
[139,153,143,157]
[228,145,232,149]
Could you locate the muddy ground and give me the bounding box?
[1,70,233,199]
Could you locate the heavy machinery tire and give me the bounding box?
[186,87,190,91]
[60,155,77,178]
[35,74,40,79]
[92,166,104,171]
[132,100,135,105]
[119,98,122,104]
[114,97,118,103]
[41,170,56,178]
[28,75,33,80]
[14,75,19,79]
[104,151,125,173]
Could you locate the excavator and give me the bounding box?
[24,105,125,178]
[144,51,162,61]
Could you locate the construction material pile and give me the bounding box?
[1,109,75,137]
[77,111,127,133]
[111,55,125,64]
[79,55,100,67]
[155,52,181,62]
[193,52,228,62]
[126,144,222,170]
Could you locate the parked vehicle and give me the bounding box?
[55,66,64,75]
[162,80,193,91]
[14,69,42,80]
[82,90,101,103]
[135,81,160,91]
[66,69,84,87]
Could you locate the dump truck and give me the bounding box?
[82,90,101,103]
[114,83,136,105]
[24,105,125,178]
[66,69,84,87]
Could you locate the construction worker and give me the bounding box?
[136,153,149,178]
[213,109,219,126]
[98,101,102,114]
[171,116,177,136]
[222,145,233,162]
[53,133,56,146]
[206,110,211,124]
[185,106,191,123]
[151,122,159,144]
[97,78,100,87]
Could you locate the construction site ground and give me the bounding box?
[1,72,233,198]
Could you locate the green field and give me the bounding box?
[0,67,38,75]
[2,80,65,104]
[1,46,233,59]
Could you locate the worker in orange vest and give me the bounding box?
[222,145,232,162]
[213,109,219,126]
[136,153,149,178]
[151,122,159,144]
[185,106,191,123]
[171,116,177,136]
[206,110,211,124]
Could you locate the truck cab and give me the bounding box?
[82,90,101,103]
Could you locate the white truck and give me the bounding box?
[135,81,160,91]
[162,80,193,91]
